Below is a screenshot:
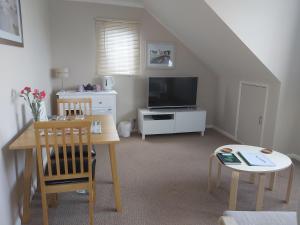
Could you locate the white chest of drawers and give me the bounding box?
[56,91,117,122]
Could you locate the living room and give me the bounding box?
[0,0,300,225]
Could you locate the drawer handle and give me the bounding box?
[108,109,112,111]
[98,101,102,104]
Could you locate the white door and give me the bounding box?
[236,83,267,146]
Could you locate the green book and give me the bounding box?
[217,152,241,165]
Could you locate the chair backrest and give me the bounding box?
[57,98,92,116]
[34,120,92,184]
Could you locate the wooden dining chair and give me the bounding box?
[34,120,96,225]
[57,98,92,116]
[56,98,96,158]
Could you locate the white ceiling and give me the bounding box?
[65,0,144,8]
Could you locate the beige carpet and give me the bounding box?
[28,129,300,225]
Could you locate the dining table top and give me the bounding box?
[9,115,120,150]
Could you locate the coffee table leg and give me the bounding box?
[268,172,276,191]
[22,150,33,224]
[256,173,266,210]
[108,144,122,212]
[285,164,294,203]
[229,171,239,210]
[208,154,214,193]
[216,163,222,188]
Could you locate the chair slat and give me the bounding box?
[68,103,71,116]
[63,103,66,116]
[79,102,83,115]
[70,127,76,174]
[62,128,68,175]
[45,128,52,177]
[84,103,87,115]
[79,128,84,173]
[53,128,61,176]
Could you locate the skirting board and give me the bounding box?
[210,125,241,144]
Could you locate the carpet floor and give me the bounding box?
[28,129,300,225]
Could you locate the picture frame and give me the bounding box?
[0,0,24,47]
[146,42,175,69]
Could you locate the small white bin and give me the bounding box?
[118,121,132,138]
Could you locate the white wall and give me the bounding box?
[49,0,217,125]
[0,0,52,224]
[143,0,280,147]
[206,0,300,154]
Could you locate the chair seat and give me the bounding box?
[50,145,96,160]
[45,157,96,185]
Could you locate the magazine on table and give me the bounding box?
[238,150,275,167]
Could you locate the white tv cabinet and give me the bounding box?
[138,108,206,140]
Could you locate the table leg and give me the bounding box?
[108,144,122,212]
[216,162,222,188]
[249,174,256,184]
[229,171,239,210]
[268,172,276,191]
[285,164,294,203]
[22,150,33,224]
[256,173,266,210]
[208,154,214,193]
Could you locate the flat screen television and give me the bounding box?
[148,76,198,108]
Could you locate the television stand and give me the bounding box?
[138,108,206,140]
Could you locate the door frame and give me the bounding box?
[234,81,269,146]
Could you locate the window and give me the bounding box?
[96,19,140,75]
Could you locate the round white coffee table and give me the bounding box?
[208,144,294,211]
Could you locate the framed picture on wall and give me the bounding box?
[146,42,175,69]
[0,0,24,47]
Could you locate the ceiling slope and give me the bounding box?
[143,0,278,84]
[206,0,300,83]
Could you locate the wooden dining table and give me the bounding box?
[9,115,121,224]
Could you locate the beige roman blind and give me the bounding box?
[96,19,140,75]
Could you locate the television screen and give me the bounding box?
[148,77,198,108]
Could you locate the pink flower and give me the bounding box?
[20,89,24,94]
[40,91,46,99]
[24,87,31,92]
[33,89,39,94]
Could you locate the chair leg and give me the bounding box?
[41,192,49,225]
[89,186,94,225]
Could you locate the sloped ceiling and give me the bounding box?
[206,0,300,83]
[143,0,278,83]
